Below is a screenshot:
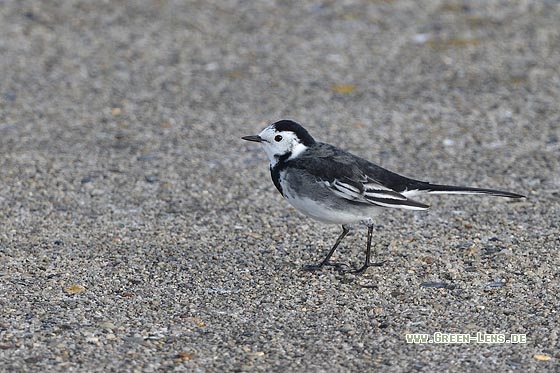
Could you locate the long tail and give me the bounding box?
[406,181,525,199]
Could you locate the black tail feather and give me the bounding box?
[410,181,525,199]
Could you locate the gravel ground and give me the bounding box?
[1,0,559,372]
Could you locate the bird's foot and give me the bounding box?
[349,260,387,274]
[302,261,346,272]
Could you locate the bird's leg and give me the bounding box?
[303,225,350,271]
[352,223,387,274]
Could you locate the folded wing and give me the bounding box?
[325,176,429,211]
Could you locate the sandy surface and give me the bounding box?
[1,0,559,371]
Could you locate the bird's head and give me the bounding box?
[242,120,316,166]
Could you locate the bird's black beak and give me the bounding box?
[241,135,263,142]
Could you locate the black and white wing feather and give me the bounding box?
[326,177,429,210]
[284,143,431,210]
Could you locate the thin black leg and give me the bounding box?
[303,225,350,271]
[353,225,386,274]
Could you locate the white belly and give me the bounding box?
[280,174,379,224]
[287,194,378,224]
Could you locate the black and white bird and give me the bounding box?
[242,120,524,274]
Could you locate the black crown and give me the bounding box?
[272,120,316,146]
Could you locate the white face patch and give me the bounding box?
[257,125,308,166]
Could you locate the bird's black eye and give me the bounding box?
[274,135,283,142]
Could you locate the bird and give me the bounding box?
[242,119,524,274]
